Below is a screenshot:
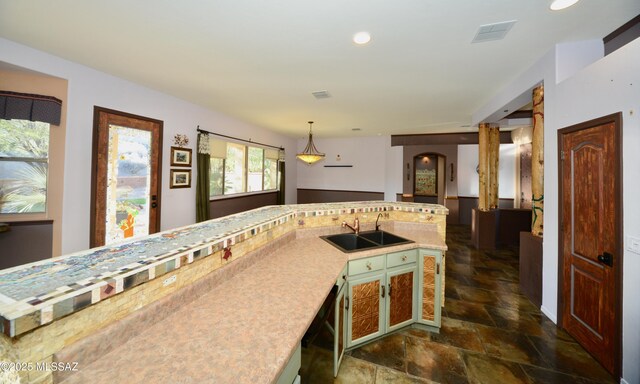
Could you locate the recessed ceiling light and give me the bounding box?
[550,0,580,10]
[353,32,371,45]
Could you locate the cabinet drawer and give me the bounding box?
[349,255,385,276]
[386,249,417,268]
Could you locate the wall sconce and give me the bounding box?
[450,163,455,182]
[406,163,410,181]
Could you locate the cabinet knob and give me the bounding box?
[402,255,407,261]
[366,262,372,270]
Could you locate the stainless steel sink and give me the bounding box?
[321,230,413,253]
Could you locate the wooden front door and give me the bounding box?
[559,113,621,377]
[91,107,163,248]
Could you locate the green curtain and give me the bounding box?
[277,159,286,205]
[196,133,211,222]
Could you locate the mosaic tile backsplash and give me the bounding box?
[0,202,447,337]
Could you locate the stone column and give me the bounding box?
[478,123,490,211]
[531,85,544,237]
[489,125,500,209]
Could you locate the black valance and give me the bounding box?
[0,90,62,126]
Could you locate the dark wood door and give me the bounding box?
[91,107,163,248]
[560,116,620,376]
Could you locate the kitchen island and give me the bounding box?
[0,202,447,383]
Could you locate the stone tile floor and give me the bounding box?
[301,225,616,384]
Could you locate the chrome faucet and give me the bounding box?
[375,213,383,231]
[342,218,360,234]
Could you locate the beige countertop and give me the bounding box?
[61,225,446,384]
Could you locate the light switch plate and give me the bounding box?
[627,236,640,254]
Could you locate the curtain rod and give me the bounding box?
[197,126,284,150]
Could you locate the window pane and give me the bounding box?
[209,157,224,197]
[0,119,49,158]
[105,125,152,244]
[0,119,50,214]
[0,161,48,213]
[224,143,246,194]
[247,147,263,192]
[264,158,278,190]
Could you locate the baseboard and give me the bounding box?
[540,305,557,324]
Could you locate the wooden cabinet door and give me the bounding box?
[386,265,417,332]
[560,118,621,376]
[418,249,442,327]
[333,282,346,377]
[347,273,385,347]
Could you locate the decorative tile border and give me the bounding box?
[0,202,445,337]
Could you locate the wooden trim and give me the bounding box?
[458,195,514,201]
[603,14,640,56]
[603,14,640,43]
[210,190,278,202]
[0,220,53,226]
[297,188,383,194]
[391,131,513,146]
[556,112,623,380]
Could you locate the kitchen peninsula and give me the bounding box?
[0,202,447,384]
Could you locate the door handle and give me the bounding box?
[597,252,613,267]
[151,202,158,208]
[345,297,349,310]
[388,283,392,296]
[381,285,386,298]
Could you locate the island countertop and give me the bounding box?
[59,224,446,384]
[0,202,447,338]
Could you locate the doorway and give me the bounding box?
[90,107,163,248]
[557,112,622,378]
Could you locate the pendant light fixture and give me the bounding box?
[296,121,325,165]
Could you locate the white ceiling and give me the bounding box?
[0,1,638,138]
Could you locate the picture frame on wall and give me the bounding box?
[170,146,192,167]
[413,154,438,196]
[170,169,191,188]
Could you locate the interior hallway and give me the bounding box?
[301,225,616,384]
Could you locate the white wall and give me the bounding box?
[474,38,640,383]
[0,38,297,255]
[384,141,403,201]
[456,144,516,199]
[555,39,640,384]
[296,135,392,194]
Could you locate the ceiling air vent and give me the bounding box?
[312,90,331,99]
[472,20,517,43]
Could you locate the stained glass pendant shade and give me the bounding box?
[296,121,325,165]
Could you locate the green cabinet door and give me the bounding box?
[418,248,442,327]
[386,264,417,332]
[347,272,385,347]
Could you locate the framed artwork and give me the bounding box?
[170,169,191,188]
[170,146,192,167]
[413,154,438,196]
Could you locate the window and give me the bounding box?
[209,142,279,198]
[0,119,50,213]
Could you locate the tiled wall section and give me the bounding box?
[0,202,446,383]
